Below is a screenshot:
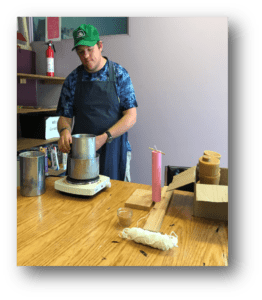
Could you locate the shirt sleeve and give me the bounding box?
[115,64,138,112]
[56,70,78,118]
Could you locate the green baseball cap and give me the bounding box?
[72,24,100,51]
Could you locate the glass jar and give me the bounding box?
[117,207,133,227]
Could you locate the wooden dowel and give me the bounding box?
[149,147,165,155]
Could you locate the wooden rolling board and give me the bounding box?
[166,166,196,192]
[125,189,154,211]
[143,186,174,232]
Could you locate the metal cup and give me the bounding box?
[71,134,96,159]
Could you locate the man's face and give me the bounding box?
[76,43,103,73]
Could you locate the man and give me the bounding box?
[56,24,137,181]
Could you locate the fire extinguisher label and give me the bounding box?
[47,58,54,73]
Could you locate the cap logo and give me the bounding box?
[76,30,85,39]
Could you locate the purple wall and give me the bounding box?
[17,49,37,106]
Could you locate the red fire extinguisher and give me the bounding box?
[46,41,56,77]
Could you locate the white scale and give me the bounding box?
[55,175,111,196]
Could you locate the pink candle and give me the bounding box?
[152,151,161,202]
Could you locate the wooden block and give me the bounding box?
[143,186,174,232]
[166,166,196,192]
[125,189,153,211]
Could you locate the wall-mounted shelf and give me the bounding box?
[17,73,65,84]
[17,73,63,151]
[17,137,59,152]
[17,106,57,114]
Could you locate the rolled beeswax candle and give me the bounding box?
[199,155,220,177]
[204,150,221,160]
[199,171,221,185]
[152,151,161,202]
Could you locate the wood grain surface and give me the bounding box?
[143,186,174,232]
[125,189,154,211]
[17,177,228,266]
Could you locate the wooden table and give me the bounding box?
[17,177,228,266]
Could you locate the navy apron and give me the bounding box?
[71,57,127,181]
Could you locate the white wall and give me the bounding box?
[33,17,228,186]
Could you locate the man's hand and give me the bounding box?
[96,133,107,151]
[58,129,72,153]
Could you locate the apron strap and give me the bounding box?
[108,59,116,82]
[108,59,118,100]
[77,65,83,85]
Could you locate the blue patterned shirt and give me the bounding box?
[56,57,138,151]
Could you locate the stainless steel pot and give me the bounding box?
[19,151,46,196]
[68,154,100,180]
[72,134,96,159]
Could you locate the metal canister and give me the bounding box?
[19,151,46,196]
[68,154,100,180]
[71,134,96,159]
